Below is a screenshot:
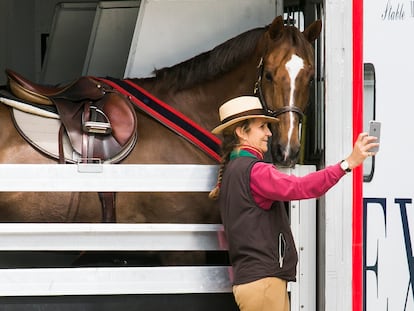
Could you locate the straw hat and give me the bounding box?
[211,96,278,134]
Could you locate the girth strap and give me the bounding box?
[97,77,221,163]
[98,192,116,223]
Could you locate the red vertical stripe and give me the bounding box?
[352,1,364,311]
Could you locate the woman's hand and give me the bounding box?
[346,132,379,170]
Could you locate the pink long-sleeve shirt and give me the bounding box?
[250,162,345,210]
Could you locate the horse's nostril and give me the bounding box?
[272,143,300,167]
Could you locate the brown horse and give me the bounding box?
[0,16,321,223]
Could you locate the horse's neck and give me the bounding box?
[131,60,258,127]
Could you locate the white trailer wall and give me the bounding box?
[363,0,414,310]
[323,1,354,311]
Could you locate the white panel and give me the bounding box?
[82,1,141,78]
[0,266,232,296]
[40,2,97,84]
[283,165,317,311]
[0,223,227,251]
[0,164,218,192]
[125,0,276,78]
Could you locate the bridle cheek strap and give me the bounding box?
[254,57,270,114]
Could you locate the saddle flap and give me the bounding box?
[54,91,137,160]
[11,106,138,164]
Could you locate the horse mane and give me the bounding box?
[153,27,266,91]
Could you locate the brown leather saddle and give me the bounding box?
[6,69,137,164]
[3,69,139,223]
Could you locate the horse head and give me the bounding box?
[256,16,322,167]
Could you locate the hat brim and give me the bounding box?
[211,115,278,134]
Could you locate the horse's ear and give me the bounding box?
[303,20,322,43]
[268,15,285,40]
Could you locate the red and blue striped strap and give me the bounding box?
[98,77,221,163]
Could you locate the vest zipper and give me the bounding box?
[278,232,286,269]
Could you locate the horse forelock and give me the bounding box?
[281,26,315,64]
[153,27,266,91]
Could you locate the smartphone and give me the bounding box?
[368,120,381,152]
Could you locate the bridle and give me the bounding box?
[253,57,305,120]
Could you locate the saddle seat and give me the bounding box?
[5,69,137,163]
[7,69,105,106]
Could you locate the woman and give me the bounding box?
[209,96,378,311]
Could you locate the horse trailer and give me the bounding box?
[0,0,411,310]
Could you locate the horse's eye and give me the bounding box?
[264,72,273,82]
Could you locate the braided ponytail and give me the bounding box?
[209,121,249,200]
[208,152,231,200]
[208,163,224,200]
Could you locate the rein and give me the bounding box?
[97,77,222,163]
[254,57,305,120]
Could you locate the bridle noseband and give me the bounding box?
[253,57,305,121]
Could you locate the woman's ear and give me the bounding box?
[235,126,245,141]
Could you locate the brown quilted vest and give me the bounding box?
[219,156,298,285]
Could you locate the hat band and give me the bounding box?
[220,108,266,124]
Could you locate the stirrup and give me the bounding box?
[82,106,112,135]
